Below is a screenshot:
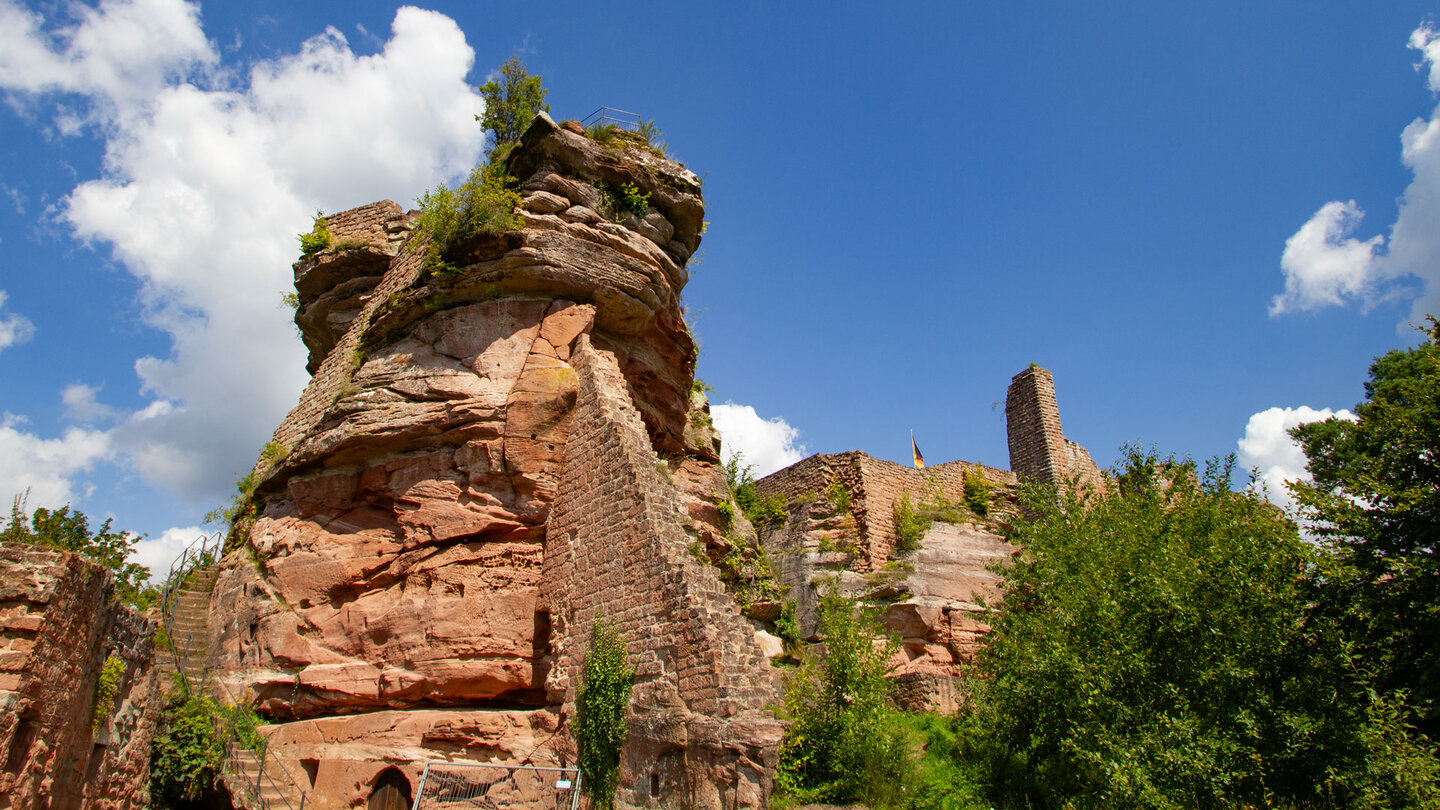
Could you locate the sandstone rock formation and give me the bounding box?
[204,113,780,810]
[0,543,160,810]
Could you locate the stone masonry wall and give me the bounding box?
[269,242,426,456]
[543,335,782,810]
[0,543,158,810]
[754,454,1017,711]
[1004,365,1105,494]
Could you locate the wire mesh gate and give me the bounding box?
[411,761,583,810]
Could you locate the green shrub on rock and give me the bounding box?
[412,162,522,278]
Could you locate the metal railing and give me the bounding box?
[580,106,641,132]
[155,530,308,810]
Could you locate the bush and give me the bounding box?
[576,618,634,810]
[725,454,787,527]
[150,693,225,806]
[893,494,928,553]
[596,180,651,221]
[412,162,522,277]
[776,589,911,806]
[297,212,331,257]
[92,655,124,731]
[963,471,990,516]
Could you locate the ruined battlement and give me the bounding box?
[1005,365,1106,494]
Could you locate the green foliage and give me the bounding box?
[773,599,801,650]
[1291,317,1440,739]
[637,119,667,156]
[297,212,331,257]
[966,446,1440,809]
[476,55,549,151]
[715,498,734,532]
[2,494,154,607]
[203,468,260,551]
[576,618,634,810]
[150,693,225,806]
[963,470,991,516]
[724,454,787,527]
[596,181,651,221]
[280,291,299,311]
[825,477,852,514]
[777,588,910,806]
[893,494,928,553]
[412,162,522,277]
[92,655,124,731]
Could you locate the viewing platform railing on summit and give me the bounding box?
[580,106,641,132]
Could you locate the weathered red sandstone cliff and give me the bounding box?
[203,113,780,810]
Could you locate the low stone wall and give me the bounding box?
[0,543,158,810]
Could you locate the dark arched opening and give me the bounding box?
[368,767,412,810]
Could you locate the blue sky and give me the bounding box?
[1,0,1437,577]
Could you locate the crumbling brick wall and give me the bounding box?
[0,544,158,810]
[543,335,782,810]
[1005,365,1105,494]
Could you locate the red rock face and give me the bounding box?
[205,115,780,809]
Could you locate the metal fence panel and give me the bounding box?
[412,761,584,810]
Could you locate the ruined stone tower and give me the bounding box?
[1005,365,1105,494]
[203,113,781,810]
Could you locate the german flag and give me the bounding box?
[911,431,925,469]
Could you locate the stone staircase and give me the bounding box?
[159,566,218,693]
[157,562,310,810]
[223,745,308,810]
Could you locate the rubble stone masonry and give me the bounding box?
[0,544,159,810]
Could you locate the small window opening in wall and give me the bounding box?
[85,743,107,782]
[5,717,38,774]
[301,758,320,788]
[650,771,660,798]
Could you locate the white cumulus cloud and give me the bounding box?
[712,402,807,478]
[1271,201,1385,315]
[1273,25,1440,326]
[0,414,111,508]
[0,290,35,352]
[130,524,211,583]
[1237,405,1355,516]
[0,1,486,504]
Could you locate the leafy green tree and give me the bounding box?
[1291,317,1440,738]
[777,588,912,807]
[575,617,634,810]
[2,493,153,607]
[968,448,1438,809]
[477,55,549,151]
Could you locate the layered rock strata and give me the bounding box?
[0,543,159,810]
[205,113,779,809]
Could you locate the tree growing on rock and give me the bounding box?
[477,55,549,152]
